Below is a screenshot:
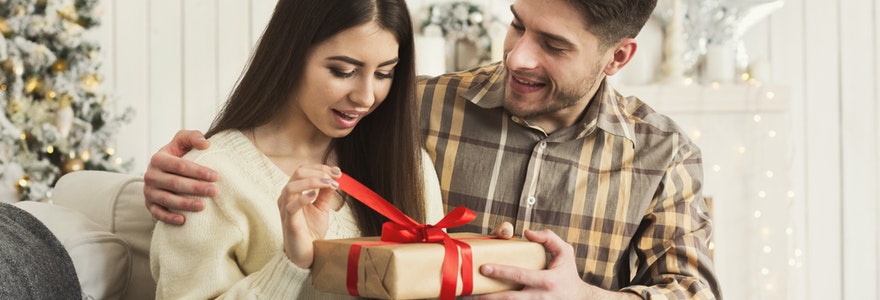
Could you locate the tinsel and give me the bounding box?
[0,0,133,202]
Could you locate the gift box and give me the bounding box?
[311,232,546,299]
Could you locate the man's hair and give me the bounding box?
[566,0,658,48]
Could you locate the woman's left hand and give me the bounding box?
[277,164,342,269]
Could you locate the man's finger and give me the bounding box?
[171,130,211,154]
[146,202,185,225]
[523,229,573,264]
[149,153,219,183]
[479,263,542,287]
[489,222,514,239]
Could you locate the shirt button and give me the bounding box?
[539,142,547,149]
[527,196,536,206]
[511,116,521,122]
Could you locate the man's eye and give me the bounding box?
[510,22,524,32]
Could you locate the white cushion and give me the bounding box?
[19,171,156,300]
[13,201,131,300]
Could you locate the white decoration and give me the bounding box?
[55,101,74,139]
[414,35,446,77]
[703,42,736,83]
[660,0,686,84]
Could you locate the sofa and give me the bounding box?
[12,170,156,300]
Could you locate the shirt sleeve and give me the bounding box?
[619,139,722,299]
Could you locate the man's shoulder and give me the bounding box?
[417,62,502,88]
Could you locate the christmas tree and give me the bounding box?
[0,0,133,202]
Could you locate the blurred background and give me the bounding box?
[1,1,876,299]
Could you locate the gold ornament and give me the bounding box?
[81,74,99,91]
[15,175,30,194]
[62,158,85,174]
[0,17,11,37]
[25,75,43,94]
[1,59,13,72]
[51,59,68,73]
[9,99,21,113]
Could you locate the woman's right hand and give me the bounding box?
[277,164,342,269]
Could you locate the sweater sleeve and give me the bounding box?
[421,148,446,223]
[150,191,313,299]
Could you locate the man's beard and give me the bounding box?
[503,72,602,119]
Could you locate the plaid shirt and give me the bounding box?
[417,62,721,299]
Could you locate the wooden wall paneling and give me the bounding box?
[841,0,879,299]
[113,1,150,173]
[876,0,880,293]
[249,0,276,46]
[216,1,252,109]
[182,0,219,132]
[148,0,184,169]
[768,2,806,299]
[804,1,843,299]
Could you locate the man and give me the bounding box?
[143,0,721,298]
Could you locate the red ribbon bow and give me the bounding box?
[337,173,476,299]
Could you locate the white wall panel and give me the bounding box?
[217,1,252,107]
[113,1,150,173]
[841,0,878,299]
[182,0,219,133]
[804,1,842,299]
[149,0,184,162]
[768,1,806,300]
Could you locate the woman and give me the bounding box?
[149,0,444,298]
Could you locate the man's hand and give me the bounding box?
[143,130,219,225]
[474,229,641,299]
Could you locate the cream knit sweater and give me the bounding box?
[150,130,444,299]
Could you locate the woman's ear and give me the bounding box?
[603,38,637,76]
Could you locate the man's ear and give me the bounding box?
[603,38,637,76]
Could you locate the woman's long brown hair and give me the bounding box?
[205,0,426,235]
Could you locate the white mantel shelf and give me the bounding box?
[612,83,790,114]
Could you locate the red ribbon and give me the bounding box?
[337,173,476,299]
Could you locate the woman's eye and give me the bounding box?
[375,71,393,80]
[331,68,356,78]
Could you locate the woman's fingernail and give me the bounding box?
[501,229,510,236]
[303,190,317,198]
[321,178,339,188]
[330,168,341,176]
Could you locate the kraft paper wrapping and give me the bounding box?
[311,232,546,299]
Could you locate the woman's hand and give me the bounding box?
[277,164,342,269]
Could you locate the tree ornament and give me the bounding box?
[0,17,11,37]
[15,175,30,194]
[80,74,99,92]
[51,59,68,73]
[62,158,84,174]
[55,97,74,139]
[1,0,133,201]
[24,75,43,94]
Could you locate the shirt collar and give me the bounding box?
[460,63,637,147]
